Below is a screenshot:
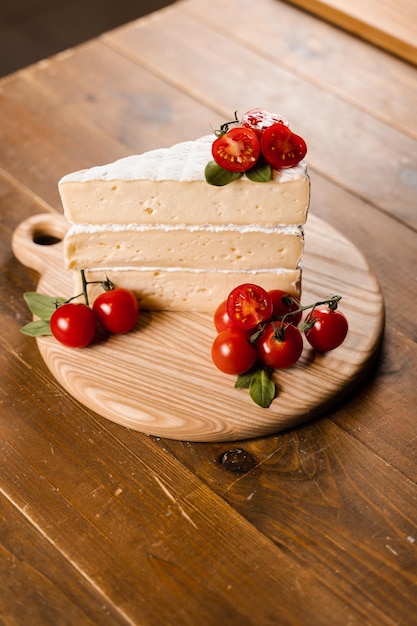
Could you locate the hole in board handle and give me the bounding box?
[32,229,62,246]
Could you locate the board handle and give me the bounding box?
[12,213,69,274]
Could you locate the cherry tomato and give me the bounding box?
[93,288,139,334]
[212,127,260,172]
[304,306,348,352]
[211,328,258,375]
[256,322,303,369]
[269,289,302,325]
[241,108,289,138]
[261,123,307,169]
[50,303,97,348]
[214,299,234,332]
[227,283,273,331]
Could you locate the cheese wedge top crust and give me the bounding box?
[59,135,310,227]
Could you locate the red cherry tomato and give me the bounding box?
[213,299,234,332]
[256,322,303,369]
[211,328,258,375]
[50,303,97,348]
[304,306,348,352]
[93,288,139,334]
[212,127,260,172]
[268,289,302,325]
[227,283,273,331]
[261,123,307,169]
[241,108,289,138]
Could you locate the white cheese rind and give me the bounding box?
[59,135,305,184]
[64,224,304,271]
[72,267,301,312]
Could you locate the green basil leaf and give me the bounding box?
[23,292,65,321]
[235,370,255,389]
[245,161,272,182]
[20,320,53,337]
[249,369,276,408]
[204,161,241,186]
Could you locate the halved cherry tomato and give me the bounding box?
[93,288,139,334]
[304,306,348,352]
[256,321,303,369]
[261,123,307,169]
[212,127,260,172]
[211,328,258,375]
[227,283,273,331]
[241,108,289,138]
[50,303,97,348]
[268,289,302,325]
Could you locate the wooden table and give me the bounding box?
[286,0,417,65]
[1,1,416,624]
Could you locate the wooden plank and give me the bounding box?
[0,370,380,625]
[284,0,417,65]
[0,46,225,210]
[157,419,417,626]
[0,73,129,212]
[182,0,417,137]
[0,494,123,626]
[102,6,417,229]
[332,325,417,477]
[19,44,220,151]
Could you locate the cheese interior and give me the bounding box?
[73,268,301,312]
[65,223,304,270]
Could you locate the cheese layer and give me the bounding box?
[73,267,301,312]
[64,224,304,271]
[59,136,309,226]
[60,178,310,226]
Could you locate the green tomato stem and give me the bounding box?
[272,321,285,342]
[281,295,342,325]
[81,268,89,306]
[215,111,240,136]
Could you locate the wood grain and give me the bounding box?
[284,0,417,65]
[12,212,384,441]
[0,494,123,626]
[182,0,417,135]
[157,419,417,626]
[1,392,385,626]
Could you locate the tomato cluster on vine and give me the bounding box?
[211,283,348,378]
[50,286,139,348]
[205,108,307,187]
[22,273,139,348]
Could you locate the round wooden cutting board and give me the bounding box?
[12,212,384,442]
